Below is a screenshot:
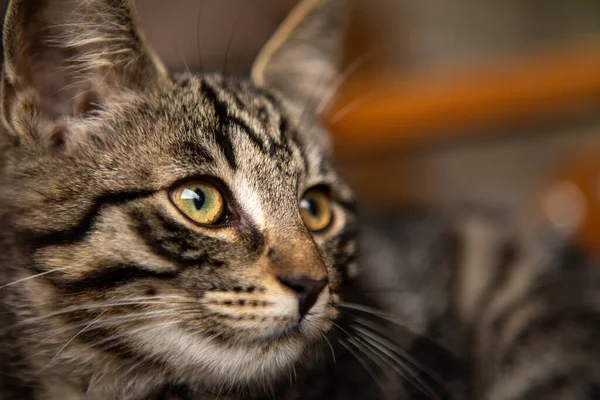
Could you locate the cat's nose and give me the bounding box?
[277,275,328,318]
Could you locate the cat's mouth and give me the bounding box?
[199,284,333,342]
[244,309,333,344]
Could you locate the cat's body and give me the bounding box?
[1,0,600,399]
[358,209,600,400]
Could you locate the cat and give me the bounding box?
[0,0,358,398]
[2,0,600,399]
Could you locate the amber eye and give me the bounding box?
[170,181,225,225]
[300,189,333,232]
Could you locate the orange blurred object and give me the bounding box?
[327,41,600,156]
[534,147,600,253]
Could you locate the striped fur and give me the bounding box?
[2,0,597,399]
[357,209,600,400]
[0,0,358,398]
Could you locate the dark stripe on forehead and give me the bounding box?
[26,190,154,250]
[175,140,215,164]
[56,264,179,293]
[211,79,280,155]
[202,78,297,164]
[201,79,237,170]
[250,86,310,166]
[254,87,281,109]
[229,115,267,153]
[274,114,309,172]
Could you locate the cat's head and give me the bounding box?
[1,0,355,391]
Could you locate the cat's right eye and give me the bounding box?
[170,181,225,225]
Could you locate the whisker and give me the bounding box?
[340,301,442,344]
[215,378,227,399]
[351,314,443,350]
[196,0,205,73]
[330,320,356,344]
[50,313,105,362]
[26,309,178,356]
[39,320,180,375]
[26,312,177,371]
[353,328,440,400]
[328,94,372,124]
[291,362,297,384]
[339,337,389,399]
[34,309,176,343]
[85,320,179,353]
[316,48,379,114]
[1,296,180,333]
[222,1,247,75]
[174,40,191,75]
[0,268,66,290]
[322,333,337,365]
[352,319,439,376]
[331,322,390,398]
[351,321,450,397]
[348,336,399,400]
[300,70,330,123]
[340,302,406,323]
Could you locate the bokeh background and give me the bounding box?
[2,0,600,251]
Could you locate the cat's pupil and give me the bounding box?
[192,189,205,210]
[301,199,319,217]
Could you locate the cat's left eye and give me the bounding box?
[170,181,225,225]
[300,188,333,232]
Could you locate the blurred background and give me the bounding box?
[2,0,600,251]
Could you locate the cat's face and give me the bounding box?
[1,0,354,390]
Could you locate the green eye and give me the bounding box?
[300,189,333,232]
[170,181,225,225]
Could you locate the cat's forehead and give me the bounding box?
[105,73,339,194]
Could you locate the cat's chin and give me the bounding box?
[133,319,329,386]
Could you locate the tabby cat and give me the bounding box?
[0,0,356,398]
[1,0,600,399]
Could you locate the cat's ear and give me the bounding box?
[251,0,345,116]
[1,0,169,147]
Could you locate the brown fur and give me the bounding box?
[0,0,357,398]
[4,1,599,399]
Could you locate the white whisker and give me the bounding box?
[348,336,397,400]
[322,333,337,365]
[317,48,378,114]
[340,302,442,345]
[0,268,66,290]
[352,322,450,398]
[1,296,181,333]
[339,338,389,398]
[49,313,106,363]
[328,94,372,124]
[353,328,439,400]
